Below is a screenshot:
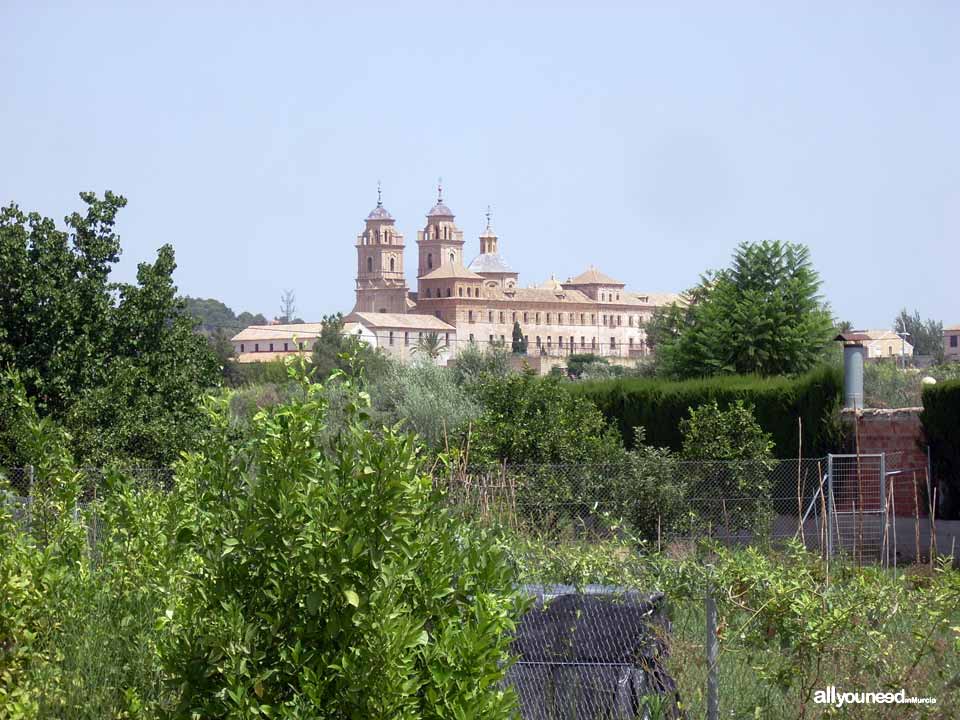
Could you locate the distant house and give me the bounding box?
[848,329,915,360]
[343,311,456,364]
[230,323,324,363]
[945,325,960,362]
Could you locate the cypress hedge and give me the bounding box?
[568,364,843,458]
[921,379,960,519]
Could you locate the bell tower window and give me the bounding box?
[389,257,395,271]
[367,257,373,273]
[449,252,455,264]
[428,253,433,269]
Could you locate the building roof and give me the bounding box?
[467,252,516,274]
[565,267,625,287]
[945,325,960,332]
[532,275,564,291]
[345,311,456,331]
[366,205,393,221]
[427,201,454,218]
[231,323,325,342]
[419,263,484,280]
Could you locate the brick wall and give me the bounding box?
[842,408,929,517]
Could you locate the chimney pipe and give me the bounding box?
[842,342,865,410]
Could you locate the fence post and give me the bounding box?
[705,583,719,720]
[826,455,834,558]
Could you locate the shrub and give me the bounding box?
[162,368,524,718]
[449,343,513,388]
[570,364,842,457]
[921,379,960,519]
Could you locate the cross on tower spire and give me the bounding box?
[437,177,443,203]
[377,180,382,207]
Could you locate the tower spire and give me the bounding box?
[437,176,443,203]
[376,180,382,207]
[485,205,492,231]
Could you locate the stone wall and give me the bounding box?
[841,408,929,517]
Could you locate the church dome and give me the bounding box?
[427,201,454,218]
[366,205,393,221]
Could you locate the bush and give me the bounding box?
[163,369,524,718]
[570,364,842,457]
[921,379,960,519]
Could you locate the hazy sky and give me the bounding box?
[3,2,957,328]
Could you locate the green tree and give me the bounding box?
[311,313,391,384]
[660,241,833,378]
[413,331,444,360]
[163,367,524,718]
[893,308,944,363]
[0,192,219,466]
[511,321,527,354]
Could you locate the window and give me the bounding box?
[488,310,494,323]
[389,331,394,346]
[629,316,634,327]
[616,293,620,301]
[240,343,245,352]
[546,313,551,324]
[580,313,585,324]
[284,342,289,351]
[449,252,455,264]
[559,337,564,348]
[610,337,616,350]
[427,253,433,269]
[404,332,409,346]
[629,338,634,347]
[580,336,585,348]
[570,336,574,348]
[547,336,552,348]
[299,342,304,350]
[489,334,494,344]
[269,343,274,351]
[500,311,505,323]
[617,315,622,326]
[255,343,259,352]
[952,335,958,348]
[591,314,596,324]
[426,288,432,298]
[468,310,475,322]
[524,312,529,322]
[512,312,517,322]
[444,333,449,345]
[591,338,596,349]
[366,257,373,272]
[602,314,606,325]
[536,336,542,347]
[536,312,541,324]
[459,287,463,297]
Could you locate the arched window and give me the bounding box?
[367,257,373,273]
[389,257,395,271]
[428,253,433,269]
[446,288,452,297]
[449,252,455,264]
[426,288,432,298]
[459,287,463,297]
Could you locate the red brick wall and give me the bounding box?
[842,409,929,517]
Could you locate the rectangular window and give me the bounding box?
[389,331,394,346]
[299,342,304,350]
[255,343,259,352]
[610,337,616,349]
[524,312,529,323]
[546,313,551,324]
[269,343,274,351]
[580,313,585,324]
[512,312,517,322]
[952,335,958,347]
[601,315,606,325]
[489,334,494,344]
[536,312,541,324]
[499,311,505,323]
[580,336,585,348]
[284,342,289,351]
[404,331,409,346]
[618,315,622,326]
[591,314,596,324]
[559,337,564,348]
[240,343,245,352]
[500,334,505,343]
[469,310,475,322]
[536,336,542,347]
[444,333,449,345]
[488,310,494,323]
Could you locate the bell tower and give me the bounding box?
[353,184,409,314]
[417,180,466,276]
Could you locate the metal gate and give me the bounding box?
[825,453,886,558]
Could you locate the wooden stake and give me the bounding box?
[913,471,921,564]
[797,417,805,546]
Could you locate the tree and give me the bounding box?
[0,192,220,466]
[413,332,444,360]
[511,321,527,354]
[164,369,523,718]
[311,313,391,384]
[893,309,944,364]
[659,241,834,378]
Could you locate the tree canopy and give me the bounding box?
[893,308,944,363]
[656,241,834,378]
[0,191,219,465]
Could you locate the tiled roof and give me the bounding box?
[427,202,454,218]
[345,312,456,331]
[231,323,324,342]
[366,205,393,221]
[565,267,625,286]
[419,263,484,280]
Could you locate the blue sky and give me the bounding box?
[2,2,957,328]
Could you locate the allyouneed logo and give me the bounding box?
[814,686,937,708]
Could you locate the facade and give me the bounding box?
[850,329,915,360]
[945,325,960,361]
[350,186,679,360]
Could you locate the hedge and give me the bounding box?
[921,379,960,519]
[568,364,843,458]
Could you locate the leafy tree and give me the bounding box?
[511,321,527,354]
[163,365,524,718]
[0,192,219,466]
[659,241,834,378]
[181,297,267,334]
[566,353,607,379]
[449,343,512,389]
[311,313,391,385]
[413,331,443,360]
[468,371,622,468]
[893,308,944,363]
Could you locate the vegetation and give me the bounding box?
[571,364,843,458]
[511,321,527,354]
[864,361,960,408]
[894,308,944,363]
[921,379,960,519]
[655,241,834,378]
[0,192,220,467]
